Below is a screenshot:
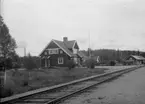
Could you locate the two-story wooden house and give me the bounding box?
[39,37,82,68]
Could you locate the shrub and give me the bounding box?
[23,81,28,86]
[0,87,13,98]
[12,62,21,69]
[85,58,96,69]
[21,80,29,86]
[36,76,40,80]
[90,62,95,69]
[67,60,76,69]
[109,60,116,66]
[23,54,37,70]
[5,58,13,69]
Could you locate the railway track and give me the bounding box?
[0,66,143,104]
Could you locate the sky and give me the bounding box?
[1,0,145,56]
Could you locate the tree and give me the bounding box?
[0,15,17,85]
[85,58,96,69]
[11,54,21,69]
[0,15,17,69]
[109,60,116,66]
[67,60,76,70]
[23,53,37,70]
[22,53,37,82]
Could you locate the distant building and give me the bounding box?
[77,51,89,62]
[125,55,145,65]
[39,37,83,68]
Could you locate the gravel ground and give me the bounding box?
[95,65,137,73]
[60,66,145,104]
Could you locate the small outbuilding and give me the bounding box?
[125,55,145,65]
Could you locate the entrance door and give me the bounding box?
[47,56,50,67]
[43,56,50,68]
[45,58,47,67]
[47,59,50,67]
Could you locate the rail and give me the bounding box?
[0,65,143,104]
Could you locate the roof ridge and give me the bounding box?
[53,39,68,49]
[39,38,77,57]
[67,40,76,41]
[53,39,74,57]
[53,39,62,42]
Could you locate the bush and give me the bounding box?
[0,58,13,70]
[67,60,76,69]
[85,58,96,69]
[12,62,21,69]
[5,58,13,69]
[109,60,116,66]
[0,87,13,98]
[21,80,28,86]
[23,54,37,70]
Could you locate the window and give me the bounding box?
[129,58,133,61]
[73,48,78,54]
[60,50,63,54]
[58,57,63,64]
[44,51,47,55]
[49,49,58,54]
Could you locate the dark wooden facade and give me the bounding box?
[40,51,71,67]
[40,39,81,68]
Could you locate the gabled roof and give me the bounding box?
[78,51,88,59]
[53,39,75,57]
[63,40,76,49]
[130,55,145,60]
[39,39,78,57]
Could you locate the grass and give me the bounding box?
[0,65,136,97]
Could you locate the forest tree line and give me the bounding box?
[1,14,145,70]
[81,49,145,63]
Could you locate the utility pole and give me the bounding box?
[88,29,91,57]
[0,0,4,17]
[17,46,27,57]
[24,47,26,57]
[138,49,140,56]
[0,0,3,27]
[0,0,2,16]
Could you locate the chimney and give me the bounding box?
[63,37,68,42]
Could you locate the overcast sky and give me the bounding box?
[1,0,145,56]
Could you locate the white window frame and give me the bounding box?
[73,48,78,54]
[48,48,59,54]
[58,57,63,64]
[60,50,63,54]
[129,57,133,61]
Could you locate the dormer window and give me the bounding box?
[73,48,78,54]
[49,49,59,54]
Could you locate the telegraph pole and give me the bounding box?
[0,0,3,26]
[0,0,4,27]
[89,30,90,48]
[17,46,27,57]
[0,0,2,16]
[24,47,26,56]
[88,29,91,57]
[0,0,4,17]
